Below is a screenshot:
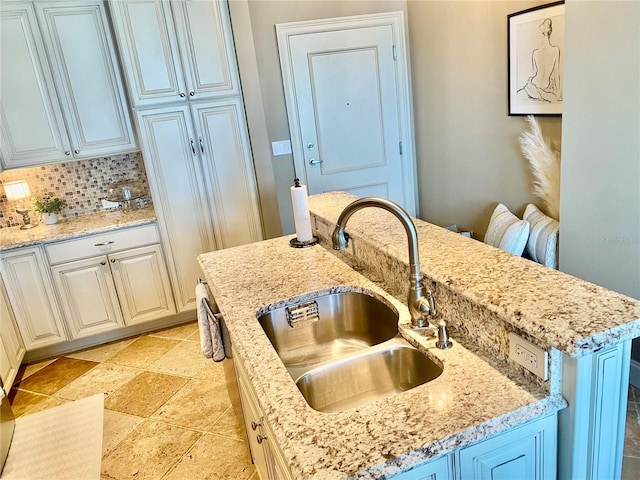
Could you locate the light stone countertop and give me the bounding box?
[308,192,640,358]
[0,206,157,251]
[198,238,566,479]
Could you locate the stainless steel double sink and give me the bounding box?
[257,291,443,413]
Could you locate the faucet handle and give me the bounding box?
[427,290,436,316]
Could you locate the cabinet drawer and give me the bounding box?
[45,224,160,265]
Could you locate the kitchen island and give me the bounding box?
[199,192,640,479]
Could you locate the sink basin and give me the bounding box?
[257,291,398,373]
[296,344,443,413]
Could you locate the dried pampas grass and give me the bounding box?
[519,115,561,220]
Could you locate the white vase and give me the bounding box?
[42,212,58,225]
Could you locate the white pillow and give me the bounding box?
[484,203,530,256]
[523,204,559,269]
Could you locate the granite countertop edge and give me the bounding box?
[0,206,157,251]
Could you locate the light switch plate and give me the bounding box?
[271,140,292,156]
[509,332,548,380]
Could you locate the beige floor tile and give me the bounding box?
[151,379,231,431]
[148,320,198,340]
[163,433,255,480]
[194,357,228,383]
[105,371,188,417]
[147,340,213,377]
[106,336,180,369]
[101,420,201,480]
[102,410,145,456]
[55,362,140,401]
[209,405,246,441]
[9,390,68,417]
[16,356,99,395]
[19,357,58,380]
[67,337,137,363]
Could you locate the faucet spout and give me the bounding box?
[331,197,434,328]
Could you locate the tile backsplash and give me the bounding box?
[0,152,150,228]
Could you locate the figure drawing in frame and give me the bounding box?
[509,2,565,115]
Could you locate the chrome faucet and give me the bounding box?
[331,197,442,332]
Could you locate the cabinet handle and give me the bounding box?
[250,420,262,431]
[190,139,196,155]
[189,91,195,97]
[180,92,186,98]
[199,137,204,153]
[94,241,114,247]
[256,434,267,444]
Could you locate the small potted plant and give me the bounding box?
[32,192,67,225]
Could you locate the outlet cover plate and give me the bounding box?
[271,140,292,156]
[509,332,548,380]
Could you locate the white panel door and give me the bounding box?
[109,245,176,326]
[0,2,71,167]
[171,0,239,99]
[51,256,124,339]
[136,105,216,312]
[278,13,417,215]
[35,0,137,158]
[193,99,262,248]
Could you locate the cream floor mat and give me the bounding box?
[2,393,104,480]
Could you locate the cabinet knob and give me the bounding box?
[180,92,186,98]
[256,434,267,444]
[100,261,106,266]
[250,421,262,431]
[189,91,195,97]
[65,151,71,156]
[74,149,79,154]
[110,258,116,263]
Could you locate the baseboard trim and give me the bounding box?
[630,359,640,388]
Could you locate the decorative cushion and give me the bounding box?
[484,203,530,256]
[523,204,559,269]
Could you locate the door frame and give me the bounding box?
[276,11,418,216]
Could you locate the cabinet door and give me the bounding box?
[193,99,263,249]
[136,105,216,312]
[108,0,187,107]
[51,256,124,339]
[393,455,452,479]
[0,2,71,168]
[171,0,240,99]
[458,414,557,480]
[35,0,137,158]
[0,276,26,392]
[109,245,176,326]
[0,247,67,350]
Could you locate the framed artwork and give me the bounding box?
[508,1,565,116]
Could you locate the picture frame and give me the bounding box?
[508,1,565,116]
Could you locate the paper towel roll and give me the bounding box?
[290,181,313,242]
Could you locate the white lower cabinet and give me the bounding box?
[233,348,293,480]
[0,276,26,391]
[0,246,67,350]
[48,225,176,339]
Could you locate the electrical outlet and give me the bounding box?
[509,332,548,380]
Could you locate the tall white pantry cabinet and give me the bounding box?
[108,0,263,313]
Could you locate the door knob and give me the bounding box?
[309,158,323,166]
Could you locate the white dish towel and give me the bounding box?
[196,283,225,361]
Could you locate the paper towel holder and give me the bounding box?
[289,235,319,248]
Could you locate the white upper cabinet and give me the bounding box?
[108,0,239,107]
[34,0,137,159]
[0,2,72,166]
[0,1,137,170]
